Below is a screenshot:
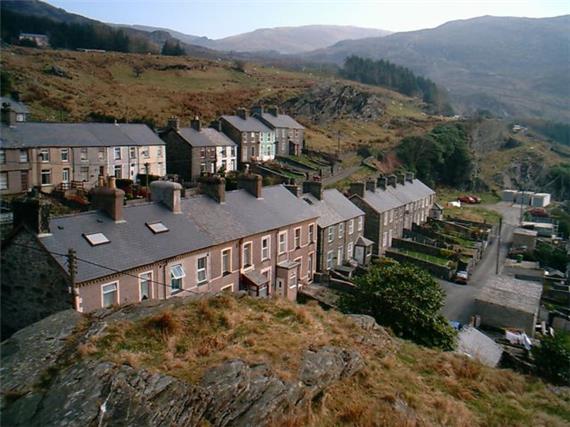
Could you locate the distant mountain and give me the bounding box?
[304,15,570,121]
[123,24,391,54]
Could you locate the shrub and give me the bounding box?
[532,332,570,385]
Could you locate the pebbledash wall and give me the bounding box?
[75,219,316,312]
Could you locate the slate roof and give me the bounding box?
[352,179,435,214]
[221,115,272,133]
[177,127,236,148]
[0,123,165,149]
[476,276,542,314]
[39,185,318,283]
[302,189,363,228]
[457,327,503,368]
[257,113,304,130]
[0,97,29,114]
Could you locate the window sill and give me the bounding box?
[171,289,182,295]
[197,281,208,287]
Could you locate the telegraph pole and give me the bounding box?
[519,188,525,225]
[495,217,502,275]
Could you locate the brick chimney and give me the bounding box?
[303,180,323,200]
[251,106,263,115]
[377,176,388,190]
[11,91,21,102]
[150,181,182,213]
[198,175,226,203]
[190,116,201,131]
[387,175,397,188]
[397,173,406,185]
[91,176,125,222]
[349,182,366,198]
[405,172,415,183]
[366,179,377,192]
[13,190,52,235]
[268,106,279,116]
[238,173,263,199]
[236,108,248,120]
[167,116,180,131]
[210,119,223,132]
[285,184,301,197]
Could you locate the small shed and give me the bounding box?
[501,189,517,202]
[530,193,551,208]
[457,327,503,367]
[429,202,444,220]
[473,276,542,336]
[512,227,538,252]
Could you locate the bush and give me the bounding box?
[339,259,456,350]
[532,332,570,385]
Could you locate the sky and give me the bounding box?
[46,0,569,39]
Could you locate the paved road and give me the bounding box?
[440,202,522,323]
[321,165,361,186]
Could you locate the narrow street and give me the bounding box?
[440,202,521,323]
[321,165,361,186]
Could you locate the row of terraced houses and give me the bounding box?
[1,97,435,338]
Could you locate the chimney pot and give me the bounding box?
[366,179,377,192]
[405,172,414,183]
[167,116,180,131]
[236,108,248,120]
[13,193,52,235]
[349,182,366,198]
[397,173,406,185]
[191,116,201,131]
[268,106,279,116]
[238,173,263,198]
[150,181,183,213]
[251,106,263,116]
[90,182,125,222]
[302,180,323,200]
[377,176,388,190]
[387,175,397,188]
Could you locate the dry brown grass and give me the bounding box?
[86,294,570,426]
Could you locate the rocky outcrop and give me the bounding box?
[1,303,366,427]
[283,83,385,124]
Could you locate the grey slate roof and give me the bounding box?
[457,327,503,368]
[177,127,236,148]
[221,115,272,133]
[476,276,542,314]
[302,189,363,228]
[257,113,304,130]
[0,123,165,149]
[352,179,435,214]
[0,97,29,114]
[39,185,318,283]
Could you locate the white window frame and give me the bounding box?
[326,251,333,270]
[294,227,301,249]
[0,172,7,190]
[382,231,388,248]
[328,226,334,243]
[139,271,153,301]
[338,222,344,239]
[358,216,363,231]
[98,148,105,161]
[383,213,388,226]
[242,241,253,269]
[308,223,315,244]
[39,148,50,162]
[261,266,272,287]
[389,210,394,223]
[196,255,208,284]
[19,150,28,163]
[347,242,354,260]
[337,247,344,265]
[261,235,271,261]
[308,252,314,280]
[348,219,354,235]
[60,148,69,162]
[114,165,122,179]
[101,281,119,308]
[170,264,185,293]
[41,169,51,186]
[129,147,137,159]
[221,284,233,292]
[62,168,70,183]
[278,231,288,255]
[221,247,232,275]
[114,147,122,160]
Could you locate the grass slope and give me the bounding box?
[82,294,570,426]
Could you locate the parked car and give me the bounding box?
[454,270,469,284]
[529,208,548,217]
[468,195,481,203]
[458,196,476,204]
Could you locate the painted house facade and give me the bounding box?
[252,106,305,156]
[160,117,237,182]
[2,173,317,329]
[348,173,435,255]
[0,123,165,195]
[298,181,372,271]
[220,108,276,164]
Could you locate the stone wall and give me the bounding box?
[385,249,454,280]
[1,228,73,339]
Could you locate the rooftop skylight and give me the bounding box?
[146,221,169,234]
[83,232,110,246]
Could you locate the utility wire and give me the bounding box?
[9,241,202,296]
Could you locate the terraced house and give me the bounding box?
[348,173,435,255]
[0,122,165,195]
[160,116,237,182]
[252,106,305,156]
[296,181,372,272]
[220,108,276,164]
[1,173,317,334]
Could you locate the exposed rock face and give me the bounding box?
[283,83,385,123]
[1,303,366,427]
